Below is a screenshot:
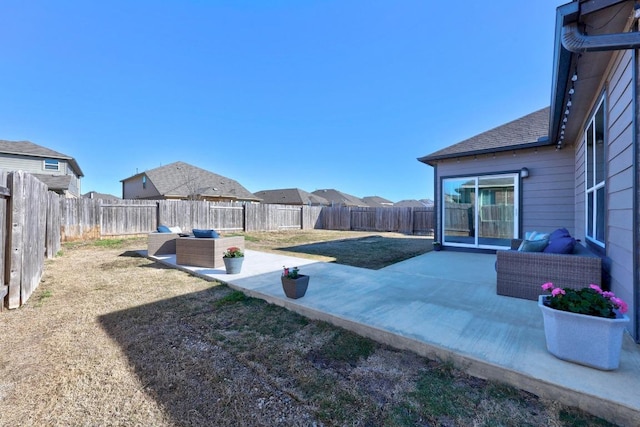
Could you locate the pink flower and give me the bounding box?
[611,297,629,314]
[551,288,566,297]
[602,291,615,299]
[541,282,554,291]
[589,284,603,294]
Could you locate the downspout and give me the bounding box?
[562,22,640,53]
[433,163,438,242]
[634,47,640,343]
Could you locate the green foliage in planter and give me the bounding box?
[542,283,628,319]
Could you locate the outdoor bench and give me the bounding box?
[147,232,180,256]
[176,236,245,268]
[496,239,603,301]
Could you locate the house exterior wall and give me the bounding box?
[433,145,575,239]
[605,50,634,329]
[571,49,635,338]
[122,175,161,199]
[0,153,81,197]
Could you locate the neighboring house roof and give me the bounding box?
[418,107,550,165]
[362,196,394,207]
[394,199,431,208]
[123,161,260,202]
[0,140,84,177]
[312,189,366,207]
[32,173,72,192]
[254,188,329,205]
[83,191,120,200]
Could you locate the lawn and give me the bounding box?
[241,229,433,269]
[0,231,616,426]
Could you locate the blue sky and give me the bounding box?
[0,1,561,202]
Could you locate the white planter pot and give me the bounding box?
[223,257,244,274]
[538,295,630,370]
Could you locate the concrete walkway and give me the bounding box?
[148,249,640,426]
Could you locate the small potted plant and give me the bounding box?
[539,283,629,370]
[281,266,309,299]
[222,246,244,274]
[432,241,442,251]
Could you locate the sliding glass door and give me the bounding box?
[442,174,518,249]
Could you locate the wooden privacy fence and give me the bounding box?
[320,206,435,235]
[1,171,60,310]
[444,202,514,238]
[59,199,436,241]
[3,188,436,309]
[60,199,325,241]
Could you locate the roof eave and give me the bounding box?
[417,137,551,165]
[550,2,579,146]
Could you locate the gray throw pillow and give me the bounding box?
[518,238,549,252]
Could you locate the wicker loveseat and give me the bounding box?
[496,239,602,301]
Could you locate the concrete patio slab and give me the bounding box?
[148,249,640,426]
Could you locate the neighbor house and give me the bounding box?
[395,199,434,208]
[254,188,329,206]
[362,196,394,207]
[311,189,367,207]
[121,161,260,202]
[83,191,120,201]
[419,0,640,341]
[0,140,84,197]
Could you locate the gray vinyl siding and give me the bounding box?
[0,153,70,175]
[122,175,161,199]
[434,144,575,238]
[0,153,81,196]
[605,50,635,336]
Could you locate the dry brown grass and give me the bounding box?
[0,231,616,426]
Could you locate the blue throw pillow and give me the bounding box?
[157,225,171,233]
[549,227,571,241]
[192,229,220,238]
[543,236,576,254]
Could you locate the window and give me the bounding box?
[585,98,605,246]
[442,173,518,249]
[44,159,59,171]
[142,175,147,189]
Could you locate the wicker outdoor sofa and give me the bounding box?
[496,239,603,301]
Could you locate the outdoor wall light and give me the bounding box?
[520,167,530,179]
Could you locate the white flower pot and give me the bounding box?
[223,257,244,274]
[538,295,630,370]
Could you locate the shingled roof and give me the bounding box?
[311,189,366,207]
[123,161,260,202]
[361,196,394,207]
[31,173,73,192]
[254,188,328,205]
[418,107,550,165]
[0,140,84,176]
